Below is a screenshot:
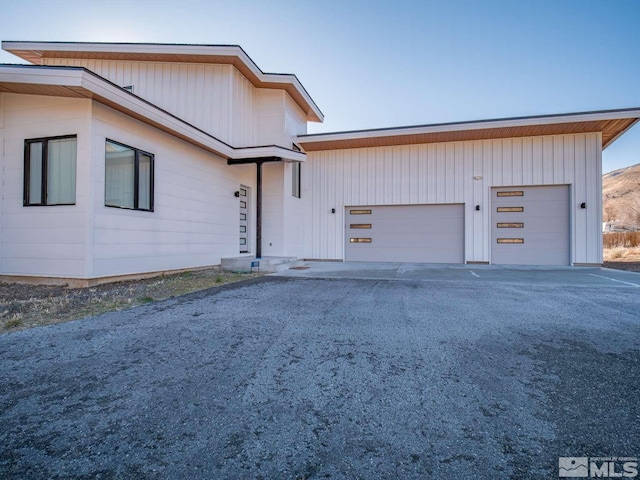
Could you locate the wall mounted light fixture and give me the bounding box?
[475,205,481,211]
[234,191,240,197]
[580,202,586,209]
[331,208,336,214]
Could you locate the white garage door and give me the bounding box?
[345,204,464,263]
[491,185,570,265]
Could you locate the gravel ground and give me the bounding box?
[0,274,638,479]
[0,268,263,334]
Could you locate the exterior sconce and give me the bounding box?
[580,202,586,209]
[475,205,480,211]
[234,191,240,197]
[331,208,336,214]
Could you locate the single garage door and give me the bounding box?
[491,185,569,265]
[345,204,464,263]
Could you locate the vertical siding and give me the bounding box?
[230,68,256,147]
[303,133,602,264]
[262,162,284,256]
[44,58,254,145]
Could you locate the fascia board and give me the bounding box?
[298,109,640,144]
[0,65,84,86]
[233,146,306,162]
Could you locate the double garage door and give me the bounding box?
[345,204,465,263]
[344,186,570,265]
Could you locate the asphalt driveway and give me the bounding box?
[1,266,639,479]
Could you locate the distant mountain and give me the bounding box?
[603,163,640,230]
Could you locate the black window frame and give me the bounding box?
[105,139,155,212]
[23,134,77,207]
[292,161,301,198]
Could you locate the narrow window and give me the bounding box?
[105,139,154,211]
[350,209,372,215]
[497,207,524,213]
[292,162,301,198]
[497,238,524,244]
[497,191,524,197]
[350,224,372,229]
[24,135,77,206]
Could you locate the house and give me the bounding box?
[0,41,638,284]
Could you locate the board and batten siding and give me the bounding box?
[303,133,602,264]
[0,93,92,278]
[90,102,256,278]
[43,58,256,146]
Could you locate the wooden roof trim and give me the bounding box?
[1,41,324,123]
[298,111,640,152]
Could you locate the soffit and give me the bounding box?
[298,118,639,151]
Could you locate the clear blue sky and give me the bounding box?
[1,0,638,172]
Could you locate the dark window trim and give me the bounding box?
[105,138,155,212]
[24,134,77,207]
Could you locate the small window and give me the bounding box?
[24,135,77,206]
[105,139,154,211]
[292,162,301,198]
[497,238,524,244]
[350,224,372,229]
[497,191,524,197]
[497,207,524,213]
[497,223,524,228]
[123,85,134,93]
[350,209,372,215]
[350,238,372,243]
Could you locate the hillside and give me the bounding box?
[603,162,640,229]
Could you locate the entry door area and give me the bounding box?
[239,185,250,253]
[345,204,465,263]
[491,185,570,265]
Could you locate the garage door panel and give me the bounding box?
[492,185,569,265]
[347,246,463,263]
[346,204,464,263]
[363,233,463,247]
[496,216,567,232]
[362,217,465,234]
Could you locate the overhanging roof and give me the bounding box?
[1,41,324,123]
[0,64,306,163]
[297,109,640,152]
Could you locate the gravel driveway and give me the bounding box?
[1,273,639,479]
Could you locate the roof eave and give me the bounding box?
[297,109,640,151]
[0,65,308,162]
[1,41,324,123]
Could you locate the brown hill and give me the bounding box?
[603,163,640,229]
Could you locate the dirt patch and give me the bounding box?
[603,247,640,273]
[0,268,264,334]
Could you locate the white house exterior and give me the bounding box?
[0,41,638,284]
